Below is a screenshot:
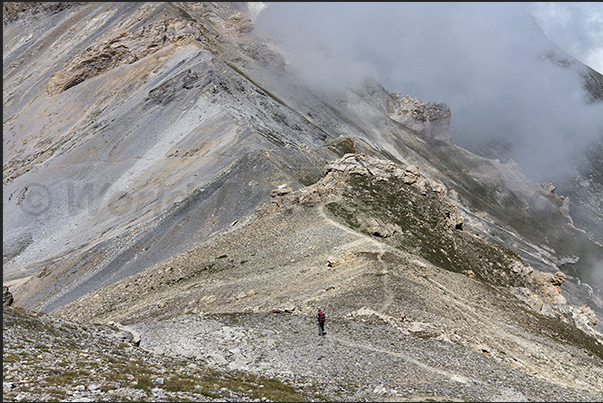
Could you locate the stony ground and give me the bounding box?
[4,304,603,402]
[132,311,603,402]
[2,306,319,402]
[45,157,603,402]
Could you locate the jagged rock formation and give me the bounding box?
[46,19,209,96]
[387,93,452,144]
[3,2,603,401]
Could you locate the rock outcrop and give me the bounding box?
[387,93,452,144]
[46,19,208,95]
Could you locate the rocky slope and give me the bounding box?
[3,2,603,402]
[3,305,317,402]
[49,153,603,400]
[7,295,602,402]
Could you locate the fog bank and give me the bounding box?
[254,2,603,183]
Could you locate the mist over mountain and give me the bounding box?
[254,2,603,184]
[3,3,603,402]
[531,2,603,74]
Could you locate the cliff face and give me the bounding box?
[3,3,603,401]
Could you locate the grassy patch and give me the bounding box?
[45,369,87,385]
[326,175,524,288]
[325,136,357,157]
[132,376,156,391]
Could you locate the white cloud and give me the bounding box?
[254,2,603,183]
[246,2,268,23]
[531,2,603,73]
[540,2,603,72]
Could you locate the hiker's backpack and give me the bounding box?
[317,312,325,323]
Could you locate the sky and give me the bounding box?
[531,2,603,74]
[253,2,603,184]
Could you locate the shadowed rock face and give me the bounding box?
[3,3,603,401]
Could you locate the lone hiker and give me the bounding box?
[316,309,326,336]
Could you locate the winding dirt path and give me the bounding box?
[317,202,394,314]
